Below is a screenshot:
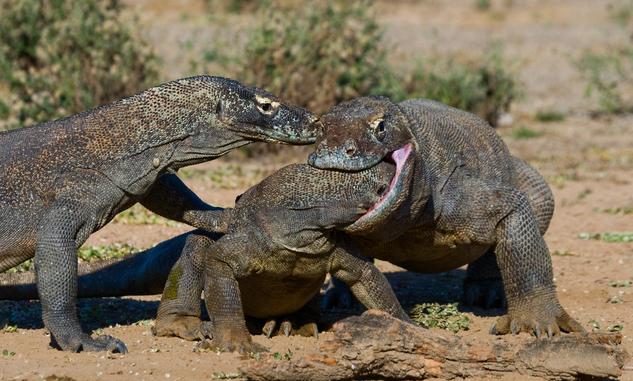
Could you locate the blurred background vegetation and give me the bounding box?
[1,0,631,133]
[0,0,520,133]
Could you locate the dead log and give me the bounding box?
[241,310,628,380]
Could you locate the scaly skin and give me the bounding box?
[0,75,317,353]
[308,96,583,338]
[0,162,411,354]
[154,162,409,353]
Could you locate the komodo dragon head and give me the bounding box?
[176,76,319,152]
[307,96,419,238]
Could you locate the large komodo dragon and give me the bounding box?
[1,162,411,353]
[0,75,318,353]
[308,96,584,337]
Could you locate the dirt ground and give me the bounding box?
[2,1,633,380]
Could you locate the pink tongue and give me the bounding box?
[362,144,412,218]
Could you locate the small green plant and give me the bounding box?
[608,323,624,332]
[78,243,139,262]
[534,110,565,122]
[511,126,543,139]
[113,205,183,227]
[474,0,491,11]
[551,250,578,257]
[607,295,624,304]
[212,372,241,379]
[609,1,633,27]
[204,0,258,13]
[409,303,470,333]
[1,349,15,357]
[595,206,633,215]
[272,349,293,361]
[0,0,159,131]
[609,280,632,288]
[579,232,633,243]
[3,324,18,333]
[6,243,139,273]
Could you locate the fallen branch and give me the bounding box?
[241,310,627,380]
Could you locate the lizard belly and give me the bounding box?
[362,231,490,273]
[239,274,325,318]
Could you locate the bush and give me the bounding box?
[402,50,519,127]
[237,0,392,115]
[576,48,633,114]
[203,0,259,13]
[191,0,520,128]
[0,0,159,131]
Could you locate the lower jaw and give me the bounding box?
[345,144,413,233]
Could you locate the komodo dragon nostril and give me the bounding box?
[377,184,388,195]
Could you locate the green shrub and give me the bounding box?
[576,49,633,114]
[191,0,519,128]
[535,109,565,122]
[474,0,491,11]
[0,0,159,131]
[403,50,519,127]
[237,0,392,115]
[204,0,259,13]
[511,125,542,139]
[409,303,470,333]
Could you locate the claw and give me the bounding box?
[510,320,521,335]
[533,322,542,338]
[262,320,277,339]
[280,321,292,337]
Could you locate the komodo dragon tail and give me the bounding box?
[0,231,220,300]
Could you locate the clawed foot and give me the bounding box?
[194,322,267,354]
[490,305,585,338]
[152,314,204,341]
[51,332,127,353]
[462,278,506,309]
[262,319,319,338]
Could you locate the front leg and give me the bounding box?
[200,237,265,354]
[140,173,228,233]
[491,193,584,337]
[36,201,126,353]
[329,241,411,322]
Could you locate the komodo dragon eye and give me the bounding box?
[370,118,386,141]
[254,95,280,116]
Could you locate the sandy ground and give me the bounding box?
[2,1,633,380]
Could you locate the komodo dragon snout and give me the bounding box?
[210,80,320,145]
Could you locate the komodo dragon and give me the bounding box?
[1,162,410,353]
[0,75,318,353]
[308,96,584,337]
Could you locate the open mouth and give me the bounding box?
[347,143,413,230]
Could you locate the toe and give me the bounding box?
[262,320,277,339]
[279,321,292,337]
[490,315,511,335]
